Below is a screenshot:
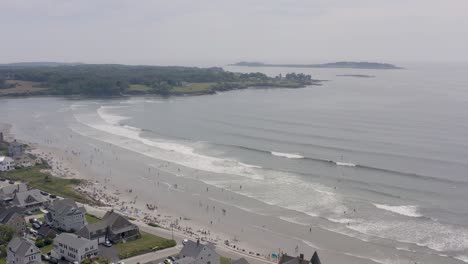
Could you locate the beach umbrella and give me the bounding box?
[311,251,321,264]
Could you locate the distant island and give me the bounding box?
[230,61,403,70]
[336,74,375,78]
[0,63,321,97]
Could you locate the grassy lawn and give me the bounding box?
[40,243,54,254]
[0,258,5,264]
[172,82,214,94]
[117,232,176,259]
[128,84,153,92]
[0,165,91,204]
[221,256,231,264]
[85,213,101,224]
[0,80,48,95]
[32,210,44,215]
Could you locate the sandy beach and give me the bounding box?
[2,115,465,264]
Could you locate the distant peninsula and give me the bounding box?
[336,74,375,78]
[0,63,321,97]
[230,61,403,70]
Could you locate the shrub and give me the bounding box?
[35,240,45,248]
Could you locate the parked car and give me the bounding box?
[32,223,41,229]
[41,254,50,261]
[164,259,173,264]
[49,257,58,264]
[182,239,188,245]
[25,210,33,215]
[29,218,37,224]
[167,256,176,262]
[40,191,49,196]
[49,194,57,198]
[104,240,112,247]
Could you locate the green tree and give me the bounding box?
[0,225,15,245]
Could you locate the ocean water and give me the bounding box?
[1,62,468,262]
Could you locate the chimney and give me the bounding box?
[299,254,304,260]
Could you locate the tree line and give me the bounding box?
[0,64,314,96]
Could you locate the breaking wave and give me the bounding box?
[271,151,304,159]
[374,204,423,218]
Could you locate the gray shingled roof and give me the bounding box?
[179,240,208,258]
[0,206,24,224]
[311,252,321,264]
[8,237,39,256]
[279,255,310,264]
[233,258,250,264]
[174,257,196,264]
[54,233,93,249]
[0,182,27,196]
[76,210,136,237]
[49,198,85,215]
[13,189,48,207]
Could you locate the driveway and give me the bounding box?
[99,244,120,262]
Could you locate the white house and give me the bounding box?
[7,237,41,264]
[52,233,98,263]
[176,240,220,264]
[45,198,87,232]
[0,156,14,172]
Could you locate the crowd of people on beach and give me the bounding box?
[23,134,297,261]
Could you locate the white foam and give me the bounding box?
[374,204,422,217]
[238,162,262,169]
[72,106,264,181]
[97,106,129,125]
[348,218,468,253]
[395,247,416,252]
[271,151,304,159]
[327,217,358,224]
[455,255,468,263]
[335,161,356,167]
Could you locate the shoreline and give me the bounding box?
[2,114,467,264]
[0,82,320,99]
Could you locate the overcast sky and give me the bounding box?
[1,0,467,66]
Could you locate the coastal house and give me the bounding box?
[52,233,98,263]
[0,206,26,235]
[7,141,24,157]
[11,189,49,211]
[175,240,220,264]
[76,210,140,244]
[0,182,27,205]
[278,252,322,264]
[0,155,14,171]
[37,224,57,239]
[7,237,41,264]
[45,198,87,232]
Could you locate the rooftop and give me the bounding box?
[49,198,85,215]
[8,237,39,256]
[54,233,94,249]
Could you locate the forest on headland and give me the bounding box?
[0,63,320,97]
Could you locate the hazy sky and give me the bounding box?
[1,0,467,66]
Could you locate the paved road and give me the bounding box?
[125,246,182,264]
